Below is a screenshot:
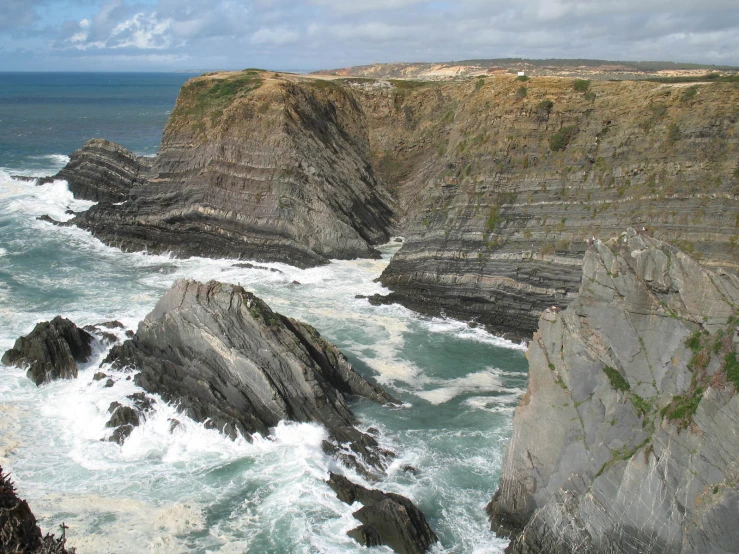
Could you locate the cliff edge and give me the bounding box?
[488,229,739,553]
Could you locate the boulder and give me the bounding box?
[2,317,93,386]
[106,279,399,469]
[327,472,438,554]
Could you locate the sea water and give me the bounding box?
[0,73,528,553]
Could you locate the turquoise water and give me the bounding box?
[0,73,527,553]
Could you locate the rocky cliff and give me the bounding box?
[55,70,739,336]
[68,71,396,267]
[488,229,739,553]
[107,279,399,470]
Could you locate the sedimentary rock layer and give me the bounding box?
[106,279,398,469]
[42,138,153,203]
[57,71,739,334]
[488,229,739,553]
[69,73,396,267]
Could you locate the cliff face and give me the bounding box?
[488,229,739,553]
[367,76,739,338]
[55,72,739,334]
[71,72,396,267]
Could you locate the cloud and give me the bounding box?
[251,27,300,45]
[2,0,738,70]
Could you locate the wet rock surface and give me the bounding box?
[2,317,94,386]
[0,466,74,553]
[327,472,438,554]
[489,229,739,553]
[105,279,399,469]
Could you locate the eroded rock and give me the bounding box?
[105,279,399,469]
[327,472,438,554]
[2,317,93,386]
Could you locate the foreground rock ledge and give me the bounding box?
[0,466,74,553]
[2,317,94,386]
[106,279,399,469]
[328,472,438,554]
[489,229,739,553]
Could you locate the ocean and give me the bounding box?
[0,72,527,553]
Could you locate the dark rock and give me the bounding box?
[39,138,152,203]
[327,472,438,554]
[106,279,399,470]
[0,466,75,553]
[109,425,134,445]
[106,403,140,428]
[97,321,124,330]
[92,372,107,381]
[9,175,37,182]
[2,316,93,386]
[394,238,403,243]
[104,379,114,388]
[291,280,301,285]
[402,465,419,476]
[36,215,66,226]
[168,418,181,432]
[125,330,134,338]
[231,262,284,274]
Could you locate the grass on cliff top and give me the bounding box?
[170,72,264,129]
[645,73,739,84]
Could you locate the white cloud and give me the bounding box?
[110,13,174,49]
[251,27,300,45]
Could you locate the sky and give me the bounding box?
[0,0,738,72]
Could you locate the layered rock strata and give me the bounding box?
[488,229,739,553]
[2,317,94,386]
[68,72,396,267]
[327,472,438,554]
[41,138,153,203]
[106,279,399,469]
[0,466,74,553]
[56,71,739,335]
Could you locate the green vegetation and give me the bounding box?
[516,75,529,82]
[486,206,500,232]
[549,125,579,151]
[603,366,630,391]
[681,86,698,102]
[631,394,653,418]
[515,86,527,99]
[667,123,681,144]
[661,390,704,429]
[725,352,739,389]
[475,78,485,91]
[584,91,596,102]
[573,79,591,92]
[390,79,435,93]
[537,99,554,115]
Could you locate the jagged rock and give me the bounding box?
[2,317,93,386]
[104,394,156,445]
[231,262,284,274]
[489,229,739,553]
[0,466,74,553]
[40,138,152,203]
[92,372,107,381]
[105,279,399,469]
[327,472,438,554]
[104,379,114,388]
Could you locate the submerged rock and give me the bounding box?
[2,317,94,386]
[104,394,156,445]
[489,229,739,553]
[327,472,438,554]
[106,279,399,469]
[0,466,74,553]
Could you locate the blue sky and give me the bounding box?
[1,0,738,71]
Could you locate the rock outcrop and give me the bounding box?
[41,138,153,203]
[67,72,396,267]
[488,229,739,553]
[2,317,94,386]
[106,279,399,469]
[327,472,438,554]
[56,71,739,335]
[105,393,156,444]
[0,466,74,553]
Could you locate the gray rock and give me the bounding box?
[105,279,399,469]
[489,230,739,553]
[2,317,93,386]
[327,472,438,554]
